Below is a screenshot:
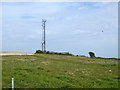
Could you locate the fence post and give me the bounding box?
[12,78,14,89]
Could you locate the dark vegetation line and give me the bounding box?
[35,50,73,56]
[35,50,118,60]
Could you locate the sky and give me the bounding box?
[2,2,118,58]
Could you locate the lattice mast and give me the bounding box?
[42,19,46,52]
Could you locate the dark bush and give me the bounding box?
[35,50,44,54]
[54,52,57,54]
[35,50,73,56]
[46,51,50,54]
[58,53,62,55]
[89,52,95,58]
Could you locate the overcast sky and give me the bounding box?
[2,2,118,58]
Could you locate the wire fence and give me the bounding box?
[2,77,58,88]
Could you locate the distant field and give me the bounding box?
[0,52,34,55]
[2,54,119,88]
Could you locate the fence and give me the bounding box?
[3,77,58,88]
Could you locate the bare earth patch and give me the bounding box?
[41,61,50,65]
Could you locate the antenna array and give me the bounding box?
[42,19,46,53]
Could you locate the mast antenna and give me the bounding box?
[42,19,47,53]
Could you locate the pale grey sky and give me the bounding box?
[2,2,118,58]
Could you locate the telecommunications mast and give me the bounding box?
[42,19,46,53]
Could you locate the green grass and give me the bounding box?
[2,54,119,88]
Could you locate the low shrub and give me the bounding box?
[46,51,50,54]
[35,50,73,56]
[35,50,44,54]
[89,52,95,58]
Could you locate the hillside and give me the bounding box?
[2,54,119,88]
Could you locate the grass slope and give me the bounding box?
[2,54,119,88]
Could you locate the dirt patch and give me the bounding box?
[41,61,50,65]
[66,71,75,76]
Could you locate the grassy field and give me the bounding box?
[2,54,119,88]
